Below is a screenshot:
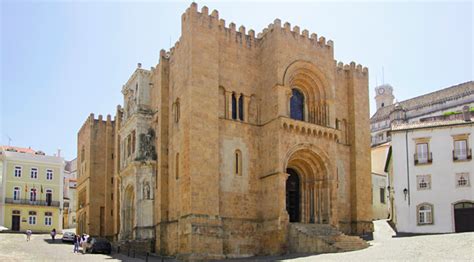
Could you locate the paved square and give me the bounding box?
[0,221,472,261]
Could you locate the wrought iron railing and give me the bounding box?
[453,149,472,161]
[5,198,60,207]
[414,152,433,165]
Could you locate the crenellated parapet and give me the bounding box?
[258,19,334,52]
[177,2,333,54]
[78,113,116,136]
[335,60,368,77]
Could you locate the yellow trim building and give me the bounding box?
[0,146,64,233]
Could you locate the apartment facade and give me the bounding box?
[63,158,77,229]
[391,112,474,233]
[0,146,64,233]
[371,143,390,220]
[370,81,474,146]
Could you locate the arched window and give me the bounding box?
[238,94,244,121]
[290,89,305,121]
[417,203,433,225]
[175,153,180,180]
[174,99,180,123]
[235,150,242,176]
[231,94,237,120]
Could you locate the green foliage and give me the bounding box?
[443,107,474,116]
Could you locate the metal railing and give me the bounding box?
[414,152,433,165]
[453,149,472,161]
[5,198,60,207]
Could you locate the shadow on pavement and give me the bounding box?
[393,232,455,238]
[43,239,73,245]
[222,253,322,261]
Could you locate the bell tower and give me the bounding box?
[374,84,395,110]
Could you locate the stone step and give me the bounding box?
[288,223,369,254]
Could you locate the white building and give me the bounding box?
[390,109,474,233]
[371,81,474,146]
[63,159,77,228]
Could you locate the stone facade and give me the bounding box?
[76,115,115,238]
[78,3,373,259]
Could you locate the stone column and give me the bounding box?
[236,93,241,121]
[225,91,233,119]
[243,95,250,123]
[273,85,292,118]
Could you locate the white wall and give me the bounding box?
[392,123,474,233]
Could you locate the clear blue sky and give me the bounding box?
[1,0,472,160]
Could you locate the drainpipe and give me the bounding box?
[405,130,411,206]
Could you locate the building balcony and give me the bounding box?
[414,153,433,165]
[280,117,341,142]
[453,149,472,162]
[5,198,60,207]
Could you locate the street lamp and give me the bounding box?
[403,188,408,200]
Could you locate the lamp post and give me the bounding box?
[403,188,408,201]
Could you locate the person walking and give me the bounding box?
[73,235,80,253]
[26,229,32,241]
[50,228,56,241]
[81,234,89,254]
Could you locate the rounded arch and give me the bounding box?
[283,144,334,224]
[452,200,474,232]
[282,60,333,101]
[283,143,334,178]
[282,60,333,126]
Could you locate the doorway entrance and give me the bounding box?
[12,215,20,231]
[286,168,300,223]
[454,202,474,232]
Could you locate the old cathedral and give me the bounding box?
[76,3,373,260]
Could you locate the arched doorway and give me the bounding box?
[285,147,333,224]
[454,201,474,232]
[123,186,135,239]
[286,168,300,222]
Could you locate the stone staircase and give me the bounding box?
[288,223,369,254]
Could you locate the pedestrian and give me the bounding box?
[26,229,32,241]
[50,228,56,241]
[81,234,88,254]
[73,235,80,253]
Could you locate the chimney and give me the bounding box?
[462,106,471,122]
[57,148,61,157]
[137,63,142,69]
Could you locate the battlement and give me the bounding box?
[79,113,115,135]
[88,113,115,126]
[176,2,333,53]
[335,60,368,77]
[257,19,333,51]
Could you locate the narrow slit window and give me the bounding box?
[235,150,242,176]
